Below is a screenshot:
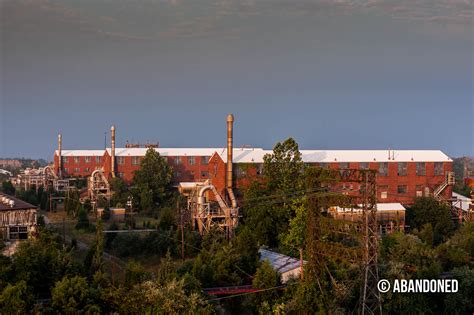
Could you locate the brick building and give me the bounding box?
[53,146,453,205]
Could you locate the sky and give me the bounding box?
[1,0,473,161]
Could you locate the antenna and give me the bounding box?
[104,132,107,149]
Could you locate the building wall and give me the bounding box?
[54,151,453,205]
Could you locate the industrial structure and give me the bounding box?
[0,192,37,241]
[51,117,456,208]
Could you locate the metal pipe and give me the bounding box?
[226,114,234,189]
[58,134,62,177]
[111,125,116,177]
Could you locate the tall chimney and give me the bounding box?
[226,114,234,189]
[111,125,116,177]
[58,134,62,177]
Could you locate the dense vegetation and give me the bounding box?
[0,144,473,314]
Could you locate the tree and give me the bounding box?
[407,197,455,245]
[110,177,129,207]
[0,280,33,314]
[51,275,99,314]
[133,148,173,211]
[243,138,306,247]
[252,261,281,311]
[263,138,305,195]
[1,181,15,195]
[75,207,90,230]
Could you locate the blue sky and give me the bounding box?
[1,0,473,160]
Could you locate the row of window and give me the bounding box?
[379,185,431,198]
[63,156,102,164]
[173,170,209,178]
[317,162,443,176]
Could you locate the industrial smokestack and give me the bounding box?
[111,125,116,178]
[58,134,62,177]
[226,114,234,189]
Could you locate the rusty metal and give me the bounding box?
[57,134,62,178]
[110,125,116,178]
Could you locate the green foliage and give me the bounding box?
[159,207,176,230]
[11,229,79,299]
[51,275,99,314]
[407,197,455,245]
[444,266,474,313]
[436,222,474,270]
[0,280,33,314]
[75,207,90,231]
[124,261,151,287]
[102,206,111,221]
[110,230,177,258]
[243,138,306,248]
[133,148,173,212]
[252,260,281,310]
[263,138,305,194]
[110,177,129,207]
[0,181,15,195]
[120,278,211,314]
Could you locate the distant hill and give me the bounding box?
[0,158,48,170]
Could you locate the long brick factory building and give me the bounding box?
[53,115,454,205]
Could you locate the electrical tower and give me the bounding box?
[304,168,381,314]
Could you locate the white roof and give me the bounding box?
[299,150,452,163]
[452,192,472,212]
[334,203,406,212]
[259,248,305,274]
[217,148,267,163]
[56,150,105,157]
[106,147,220,157]
[56,148,451,163]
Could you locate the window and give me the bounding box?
[64,168,68,173]
[188,156,196,165]
[339,162,349,169]
[62,157,68,164]
[416,162,426,176]
[379,163,388,176]
[434,162,444,176]
[175,157,181,165]
[174,171,181,177]
[359,162,369,170]
[201,156,210,165]
[85,156,91,163]
[74,156,80,163]
[85,167,90,172]
[117,157,125,165]
[201,171,209,178]
[74,168,80,173]
[397,162,407,176]
[118,172,124,178]
[95,156,101,163]
[132,156,140,165]
[256,164,264,176]
[319,163,329,169]
[397,185,407,194]
[9,226,28,240]
[416,185,423,197]
[235,167,246,178]
[379,185,388,199]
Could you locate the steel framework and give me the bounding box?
[305,169,381,315]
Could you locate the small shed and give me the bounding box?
[259,248,305,283]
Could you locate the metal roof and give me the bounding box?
[0,193,37,211]
[56,150,105,156]
[299,150,452,163]
[259,248,304,274]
